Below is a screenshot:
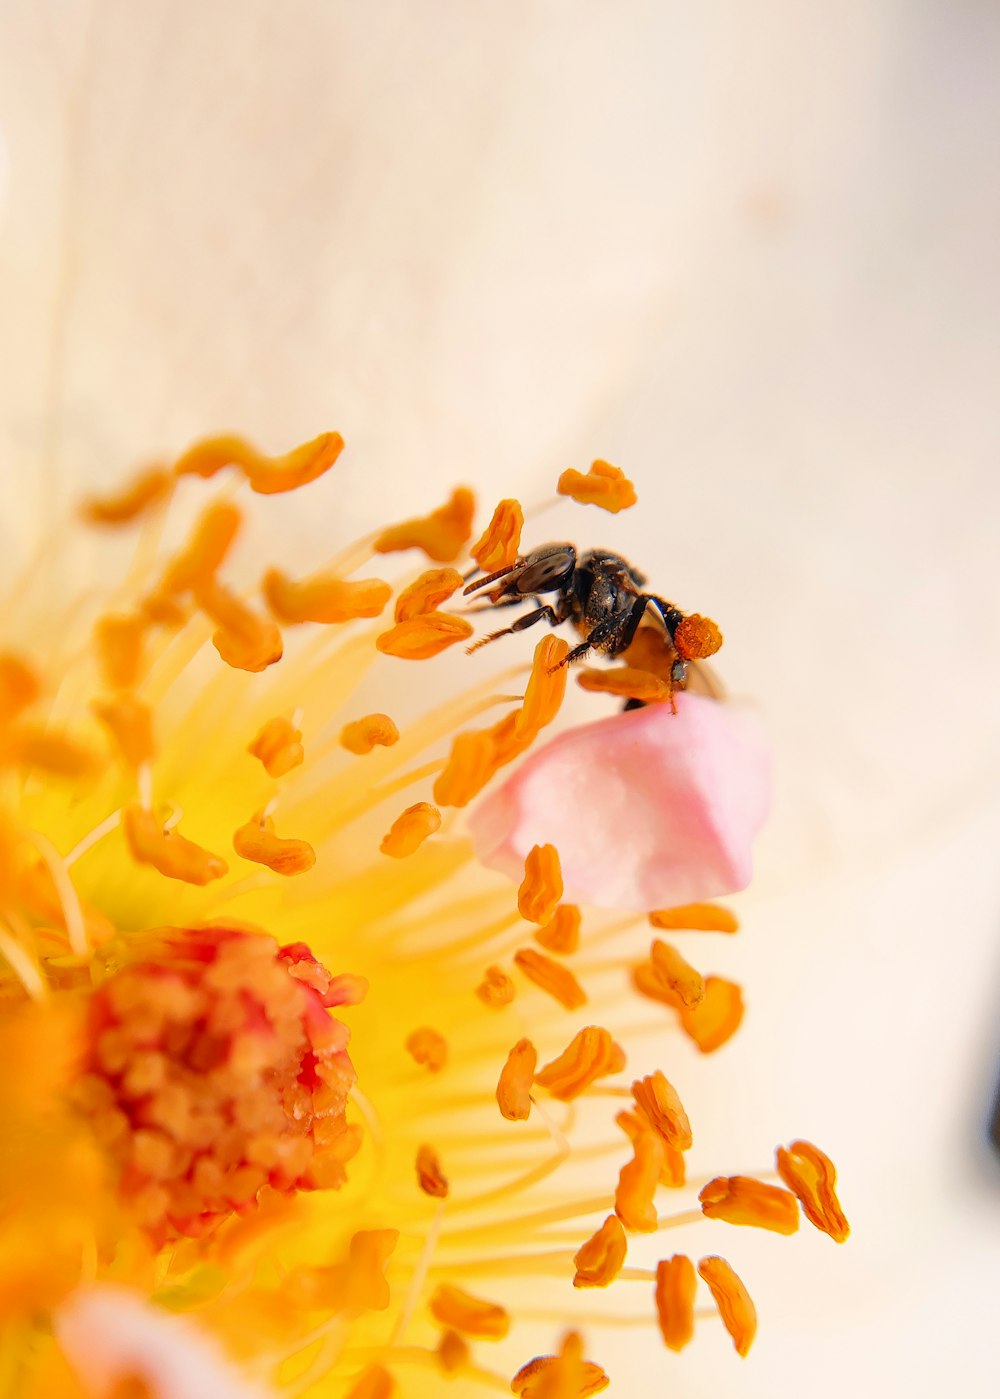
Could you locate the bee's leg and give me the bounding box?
[554,595,653,669]
[465,604,562,655]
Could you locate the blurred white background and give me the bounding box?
[2,2,999,1395]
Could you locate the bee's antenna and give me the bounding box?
[463,561,521,597]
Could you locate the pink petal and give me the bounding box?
[469,693,770,912]
[56,1286,273,1399]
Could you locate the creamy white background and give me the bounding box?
[1,3,999,1395]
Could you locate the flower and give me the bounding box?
[0,434,848,1396]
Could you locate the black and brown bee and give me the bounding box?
[463,542,723,699]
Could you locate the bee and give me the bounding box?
[463,543,722,693]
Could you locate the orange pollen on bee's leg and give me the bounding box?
[74,927,357,1242]
[698,1255,758,1356]
[673,614,724,661]
[379,801,442,857]
[517,844,563,925]
[654,1254,697,1352]
[470,499,524,572]
[248,715,305,776]
[699,1175,800,1234]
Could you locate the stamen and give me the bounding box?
[649,940,705,1010]
[698,1176,800,1234]
[415,1145,450,1199]
[577,666,670,705]
[534,1027,625,1101]
[496,1038,537,1121]
[556,461,637,514]
[344,1363,395,1399]
[159,500,241,595]
[517,844,563,925]
[775,1140,850,1243]
[511,1333,609,1398]
[26,830,88,958]
[394,568,464,622]
[123,803,228,885]
[436,1329,469,1374]
[91,696,155,769]
[339,713,400,755]
[470,499,524,572]
[514,636,570,739]
[373,488,475,563]
[405,1027,448,1072]
[616,1110,686,1188]
[0,653,40,719]
[697,1256,757,1355]
[654,1255,696,1351]
[631,1072,693,1152]
[534,905,581,955]
[513,948,586,1010]
[475,966,516,1007]
[678,976,744,1052]
[233,812,316,875]
[376,613,473,660]
[8,725,95,777]
[172,430,344,495]
[572,1215,627,1288]
[379,802,442,858]
[81,467,172,525]
[94,613,145,690]
[194,578,283,672]
[428,1283,510,1340]
[262,570,392,625]
[248,716,305,776]
[64,809,123,867]
[615,1130,664,1231]
[649,902,739,933]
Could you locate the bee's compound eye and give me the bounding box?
[516,548,575,592]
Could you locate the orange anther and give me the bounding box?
[576,666,670,704]
[160,501,241,595]
[517,844,563,925]
[557,460,637,514]
[379,802,441,858]
[248,716,304,777]
[94,612,145,689]
[339,713,399,755]
[775,1140,850,1243]
[375,612,473,660]
[141,591,189,629]
[405,1027,448,1073]
[511,1343,609,1398]
[699,1176,800,1235]
[8,726,95,778]
[534,1026,624,1101]
[0,654,40,720]
[345,1364,396,1399]
[649,940,705,1010]
[496,1037,537,1121]
[233,813,316,876]
[673,614,723,661]
[698,1256,757,1356]
[515,636,570,740]
[649,902,740,933]
[262,569,391,625]
[679,976,744,1053]
[81,466,172,525]
[373,487,475,563]
[92,696,155,769]
[437,1330,469,1374]
[432,729,500,807]
[394,567,465,622]
[123,803,228,885]
[534,904,581,955]
[416,1144,449,1199]
[173,431,344,495]
[195,579,283,672]
[631,1071,693,1152]
[631,959,680,1008]
[573,1214,627,1288]
[470,498,524,572]
[430,1283,510,1340]
[513,948,586,1010]
[616,1109,686,1187]
[615,1129,664,1232]
[475,965,516,1008]
[654,1255,696,1352]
